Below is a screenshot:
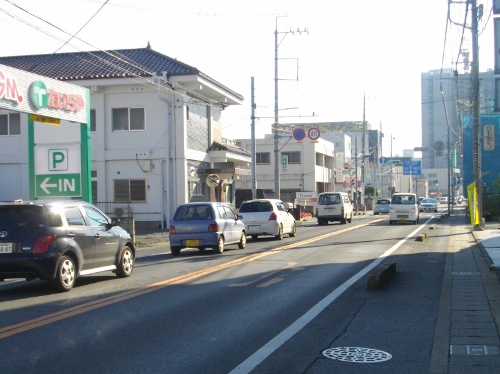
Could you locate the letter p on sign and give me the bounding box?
[49,149,68,171]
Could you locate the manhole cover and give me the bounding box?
[322,347,392,363]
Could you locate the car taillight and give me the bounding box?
[32,236,57,254]
[269,212,277,220]
[169,226,176,234]
[208,223,219,232]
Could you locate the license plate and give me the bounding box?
[185,240,199,247]
[399,217,406,221]
[248,225,260,231]
[0,243,13,253]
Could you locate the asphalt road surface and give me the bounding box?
[0,211,452,373]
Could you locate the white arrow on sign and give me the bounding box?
[40,177,57,194]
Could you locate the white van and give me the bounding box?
[389,193,419,225]
[316,192,353,225]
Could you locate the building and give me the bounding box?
[421,68,494,171]
[234,136,335,205]
[0,46,249,228]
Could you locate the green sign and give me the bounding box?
[282,155,288,169]
[35,173,81,197]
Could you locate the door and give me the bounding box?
[62,205,96,271]
[82,205,121,269]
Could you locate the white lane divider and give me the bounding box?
[229,221,428,373]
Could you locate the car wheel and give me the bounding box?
[52,255,76,292]
[170,246,181,256]
[275,224,284,240]
[389,220,393,225]
[348,214,352,223]
[289,222,296,237]
[374,212,378,215]
[341,216,346,224]
[238,232,246,249]
[214,236,224,254]
[251,234,258,240]
[116,245,134,278]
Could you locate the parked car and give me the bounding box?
[419,198,438,212]
[0,200,135,292]
[373,198,391,215]
[169,202,246,255]
[237,199,296,240]
[439,197,448,204]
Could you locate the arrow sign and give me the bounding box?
[35,173,81,197]
[40,177,57,194]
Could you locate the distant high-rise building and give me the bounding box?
[421,68,494,170]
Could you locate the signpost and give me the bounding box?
[403,160,421,175]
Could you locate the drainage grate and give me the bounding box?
[322,347,392,363]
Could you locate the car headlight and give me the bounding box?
[390,207,395,213]
[410,208,416,214]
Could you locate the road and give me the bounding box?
[0,209,455,373]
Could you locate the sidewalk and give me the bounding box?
[430,212,500,373]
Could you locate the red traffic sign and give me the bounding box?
[308,127,320,140]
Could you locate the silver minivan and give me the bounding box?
[316,192,353,225]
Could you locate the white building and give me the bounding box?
[0,47,250,229]
[234,136,335,205]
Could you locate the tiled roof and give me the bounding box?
[208,141,251,157]
[0,47,199,81]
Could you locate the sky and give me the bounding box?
[0,0,495,157]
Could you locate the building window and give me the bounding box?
[90,109,96,132]
[113,179,146,202]
[282,151,300,164]
[91,180,97,203]
[315,153,324,166]
[256,152,270,164]
[112,108,145,131]
[0,113,20,136]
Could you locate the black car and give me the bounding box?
[0,200,135,292]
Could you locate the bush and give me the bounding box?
[483,194,500,220]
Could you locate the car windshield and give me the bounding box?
[422,199,435,203]
[0,205,56,230]
[239,201,273,213]
[391,195,415,204]
[173,205,214,221]
[318,194,341,205]
[376,200,390,205]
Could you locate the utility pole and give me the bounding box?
[251,77,257,199]
[361,93,366,208]
[273,18,307,199]
[471,0,482,229]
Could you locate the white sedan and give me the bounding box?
[419,198,438,212]
[237,199,296,240]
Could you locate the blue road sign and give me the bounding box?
[379,157,388,164]
[403,160,421,175]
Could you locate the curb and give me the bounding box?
[367,262,396,289]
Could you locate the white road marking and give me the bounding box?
[229,221,428,373]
